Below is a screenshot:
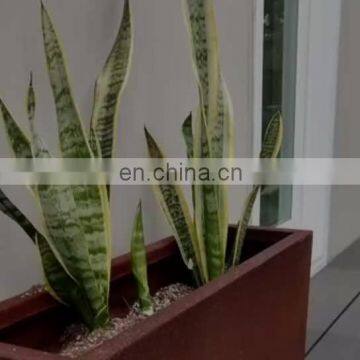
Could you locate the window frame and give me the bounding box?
[252,0,340,275]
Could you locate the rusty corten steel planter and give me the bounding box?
[0,226,312,360]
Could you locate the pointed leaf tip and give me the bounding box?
[40,0,46,13]
[144,127,156,147]
[90,0,133,158]
[137,200,142,211]
[144,127,161,158]
[41,0,91,158]
[143,126,149,135]
[144,126,155,140]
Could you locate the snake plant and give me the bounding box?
[131,202,153,316]
[0,0,132,330]
[145,0,283,285]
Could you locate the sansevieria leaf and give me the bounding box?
[36,233,97,328]
[183,0,230,159]
[182,113,194,159]
[193,113,223,280]
[26,73,109,329]
[182,112,197,211]
[218,81,235,256]
[0,188,88,320]
[231,112,284,266]
[66,183,111,308]
[0,188,39,243]
[0,98,32,158]
[260,111,284,159]
[41,4,112,313]
[184,0,234,279]
[230,186,260,267]
[131,201,153,316]
[0,91,38,196]
[41,2,91,158]
[91,0,133,159]
[144,127,207,283]
[89,127,101,158]
[37,183,109,327]
[0,188,93,325]
[0,81,78,311]
[0,1,133,331]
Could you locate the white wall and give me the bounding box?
[294,0,341,274]
[0,0,254,300]
[328,0,360,260]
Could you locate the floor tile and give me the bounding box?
[307,295,360,360]
[307,238,360,350]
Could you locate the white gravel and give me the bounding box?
[60,283,193,358]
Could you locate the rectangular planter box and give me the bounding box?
[0,226,312,360]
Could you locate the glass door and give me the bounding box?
[259,0,298,226]
[253,0,341,274]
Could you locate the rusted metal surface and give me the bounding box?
[0,227,312,360]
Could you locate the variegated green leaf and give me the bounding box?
[0,185,71,309]
[184,0,234,280]
[35,232,75,302]
[37,183,109,328]
[182,113,194,159]
[0,2,121,331]
[91,0,133,158]
[0,188,39,243]
[218,182,228,261]
[0,188,94,325]
[41,7,113,313]
[183,0,220,122]
[36,233,96,328]
[182,112,198,212]
[144,127,207,283]
[41,2,91,158]
[183,0,230,159]
[218,81,235,256]
[193,113,223,280]
[89,122,111,197]
[182,112,209,282]
[25,71,110,328]
[89,127,101,158]
[27,73,35,125]
[222,80,235,159]
[260,111,284,159]
[131,201,153,316]
[69,184,111,305]
[34,145,110,329]
[196,182,223,280]
[230,185,260,267]
[231,113,284,266]
[26,73,45,157]
[0,188,80,312]
[0,98,32,158]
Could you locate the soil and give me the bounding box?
[19,285,44,298]
[60,283,193,358]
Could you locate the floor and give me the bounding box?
[306,238,360,359]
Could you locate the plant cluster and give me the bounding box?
[145,0,283,285]
[0,0,133,330]
[0,0,283,332]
